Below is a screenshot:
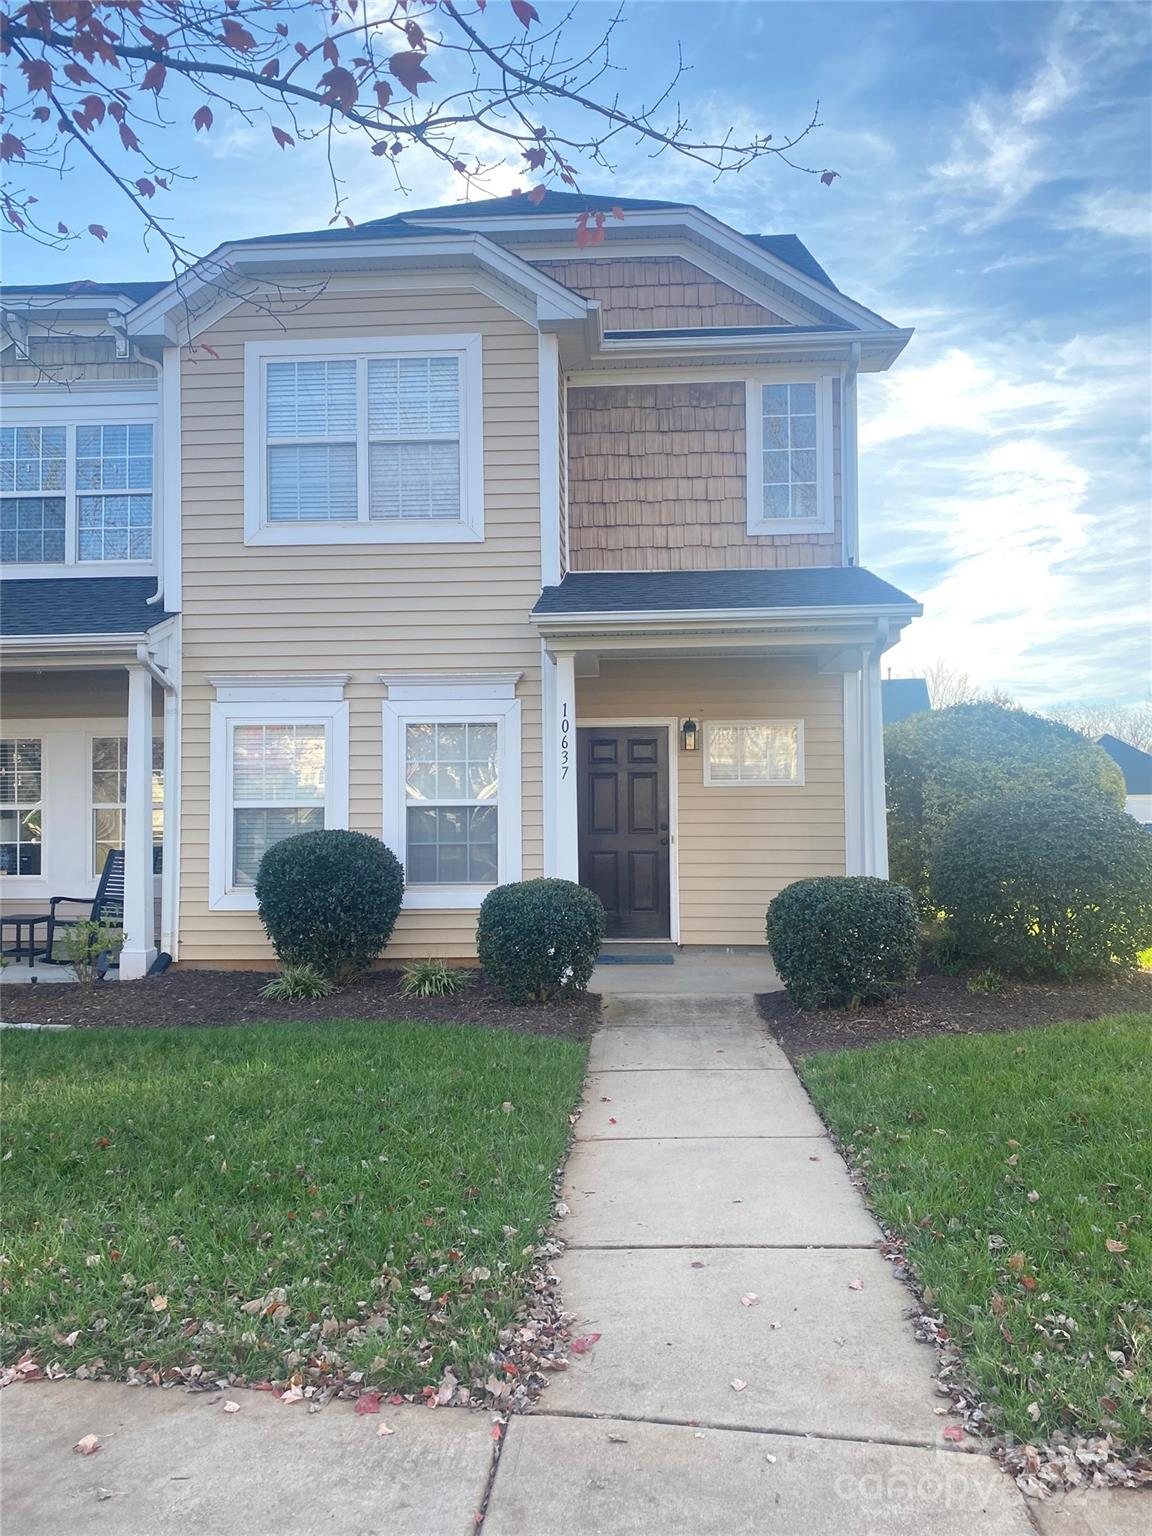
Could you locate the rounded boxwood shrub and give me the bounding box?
[256,829,404,983]
[886,703,1125,904]
[477,878,605,1004]
[766,876,920,1009]
[931,794,1152,979]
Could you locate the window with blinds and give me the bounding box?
[230,722,326,885]
[261,347,468,530]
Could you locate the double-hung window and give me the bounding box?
[382,677,521,909]
[0,739,43,874]
[208,689,349,911]
[0,416,155,568]
[91,736,164,877]
[703,721,805,787]
[745,375,834,535]
[246,336,483,545]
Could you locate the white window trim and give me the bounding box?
[1,394,159,577]
[382,690,521,910]
[243,334,484,546]
[745,373,835,536]
[702,719,806,788]
[208,696,349,912]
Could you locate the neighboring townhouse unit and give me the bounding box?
[0,191,920,975]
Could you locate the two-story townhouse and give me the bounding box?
[0,191,920,976]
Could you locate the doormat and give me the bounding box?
[596,954,675,966]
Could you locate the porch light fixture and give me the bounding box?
[680,718,700,753]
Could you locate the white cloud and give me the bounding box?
[1061,191,1152,241]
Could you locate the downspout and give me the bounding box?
[128,345,167,607]
[135,639,174,692]
[843,341,861,567]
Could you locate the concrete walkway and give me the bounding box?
[483,993,1036,1535]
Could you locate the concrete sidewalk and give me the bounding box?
[483,993,1036,1535]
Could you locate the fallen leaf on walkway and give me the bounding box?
[606,1433,628,1443]
[96,1488,115,1501]
[223,1400,240,1414]
[73,1434,101,1456]
[740,1293,760,1307]
[491,1423,504,1441]
[765,1453,777,1464]
[730,1379,748,1392]
[848,1279,864,1291]
[690,1261,705,1269]
[389,1394,406,1405]
[377,1422,395,1436]
[600,1097,612,1103]
[569,1333,601,1354]
[608,1117,617,1125]
[942,1425,964,1442]
[355,1392,382,1415]
[808,1156,821,1162]
[280,1386,304,1405]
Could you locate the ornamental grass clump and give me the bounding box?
[766,876,920,1010]
[931,794,1152,979]
[477,878,605,1004]
[255,829,404,985]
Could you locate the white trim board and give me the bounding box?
[575,716,681,945]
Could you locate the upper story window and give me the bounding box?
[244,335,483,547]
[0,419,154,569]
[745,375,834,537]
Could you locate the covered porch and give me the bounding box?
[536,568,920,946]
[1,581,178,980]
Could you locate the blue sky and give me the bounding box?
[6,1,1150,707]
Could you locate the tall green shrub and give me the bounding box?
[931,795,1152,979]
[886,704,1125,903]
[477,879,605,1003]
[766,876,920,1009]
[256,829,404,983]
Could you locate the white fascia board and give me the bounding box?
[1,294,140,321]
[533,603,921,632]
[597,328,913,370]
[407,210,900,332]
[125,231,591,343]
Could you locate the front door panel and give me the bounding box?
[577,728,671,939]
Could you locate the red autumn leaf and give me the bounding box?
[569,1333,601,1354]
[942,1425,964,1443]
[318,66,357,112]
[193,105,213,132]
[141,61,166,93]
[389,51,433,94]
[107,101,125,123]
[135,178,156,198]
[64,63,96,86]
[374,80,392,109]
[322,37,339,65]
[0,134,27,163]
[221,18,257,51]
[523,147,547,170]
[491,1422,504,1440]
[200,343,220,359]
[354,1392,382,1415]
[511,0,540,26]
[575,212,606,248]
[271,125,295,150]
[88,224,108,242]
[119,121,141,153]
[405,21,426,50]
[820,170,839,187]
[611,206,625,220]
[261,58,280,78]
[57,221,70,235]
[527,184,547,205]
[20,57,54,94]
[32,106,51,122]
[388,1394,405,1405]
[276,22,288,37]
[371,142,388,156]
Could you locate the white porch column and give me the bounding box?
[842,669,865,875]
[542,646,579,880]
[864,651,890,877]
[120,663,157,979]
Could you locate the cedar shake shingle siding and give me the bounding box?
[536,257,791,331]
[567,381,842,571]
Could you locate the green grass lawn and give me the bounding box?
[801,1013,1152,1449]
[1,1019,586,1392]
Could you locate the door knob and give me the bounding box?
[659,837,669,846]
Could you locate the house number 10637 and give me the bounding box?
[560,703,571,779]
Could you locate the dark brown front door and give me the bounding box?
[577,727,671,940]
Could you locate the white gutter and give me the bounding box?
[533,601,921,630]
[843,341,861,564]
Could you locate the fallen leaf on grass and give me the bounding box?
[848,1279,864,1291]
[223,1400,240,1414]
[569,1333,601,1354]
[730,1379,748,1392]
[73,1434,101,1456]
[740,1293,760,1308]
[1105,1238,1128,1254]
[355,1393,381,1415]
[1027,1402,1041,1422]
[151,1295,168,1312]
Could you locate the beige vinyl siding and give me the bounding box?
[577,656,845,944]
[177,285,543,966]
[535,258,791,330]
[568,381,842,571]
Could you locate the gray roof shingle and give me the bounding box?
[1,577,172,638]
[532,567,919,617]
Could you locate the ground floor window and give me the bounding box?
[703,721,805,786]
[0,738,42,874]
[91,735,164,876]
[382,679,521,909]
[208,692,349,911]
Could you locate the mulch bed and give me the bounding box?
[760,967,1152,1058]
[0,966,598,1040]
